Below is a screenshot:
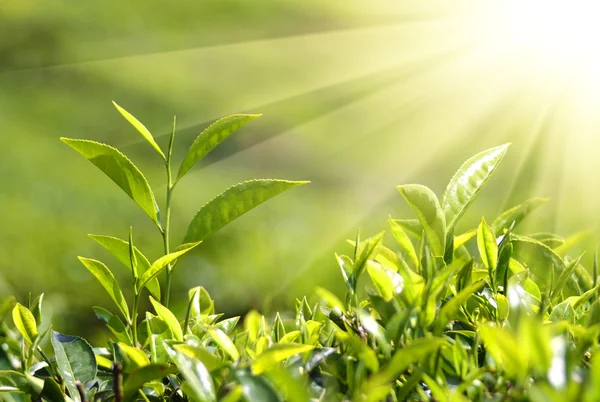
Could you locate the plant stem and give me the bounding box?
[131,291,139,346]
[163,116,177,307]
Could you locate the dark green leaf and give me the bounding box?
[51,331,97,402]
[123,364,178,402]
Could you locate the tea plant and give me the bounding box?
[1,106,600,402]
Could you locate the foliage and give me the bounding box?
[1,106,598,402]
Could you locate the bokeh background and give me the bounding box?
[2,0,600,341]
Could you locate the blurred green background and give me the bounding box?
[2,0,599,341]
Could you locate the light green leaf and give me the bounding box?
[0,371,43,396]
[454,229,476,251]
[149,297,183,341]
[477,218,498,269]
[367,262,403,302]
[389,217,419,268]
[184,180,309,243]
[51,331,97,402]
[188,286,215,318]
[206,328,239,361]
[437,280,485,332]
[168,347,216,402]
[336,332,379,372]
[123,364,178,402]
[370,338,447,387]
[314,287,345,312]
[549,301,576,323]
[89,235,160,300]
[61,138,160,225]
[173,344,221,372]
[442,144,510,233]
[117,343,151,370]
[478,324,524,378]
[354,232,384,279]
[146,313,172,364]
[78,257,130,322]
[12,303,37,344]
[112,101,165,160]
[176,114,261,182]
[236,370,280,402]
[138,242,201,291]
[554,230,594,256]
[397,184,446,257]
[252,343,315,375]
[492,197,549,236]
[93,306,132,344]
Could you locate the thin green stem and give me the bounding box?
[131,291,139,346]
[37,346,59,379]
[162,116,177,307]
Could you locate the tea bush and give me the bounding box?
[1,104,599,402]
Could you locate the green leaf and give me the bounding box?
[89,235,160,300]
[336,332,379,372]
[477,218,498,270]
[442,144,510,233]
[314,287,344,312]
[29,294,43,328]
[51,331,97,402]
[397,184,446,257]
[370,338,447,387]
[112,101,165,160]
[176,114,261,182]
[188,286,215,318]
[206,328,239,361]
[367,262,403,302]
[549,301,576,323]
[354,232,384,279]
[146,313,172,364]
[149,297,183,342]
[123,364,178,402]
[61,138,160,225]
[41,378,66,402]
[138,242,201,291]
[478,324,524,378]
[492,197,549,236]
[77,257,130,322]
[436,280,485,332]
[454,229,476,251]
[168,347,216,402]
[236,369,280,402]
[184,180,309,243]
[117,343,151,370]
[172,344,221,372]
[12,303,37,344]
[93,307,132,344]
[252,343,315,375]
[0,371,44,396]
[389,217,419,269]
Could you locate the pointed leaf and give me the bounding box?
[477,218,498,269]
[173,344,221,372]
[492,198,549,236]
[397,184,446,257]
[138,242,201,291]
[442,144,510,233]
[61,138,160,225]
[149,297,183,341]
[236,370,280,402]
[389,217,419,268]
[176,114,261,182]
[93,307,132,344]
[123,364,178,402]
[12,303,37,344]
[168,347,216,402]
[89,235,160,300]
[0,371,43,396]
[206,328,239,361]
[112,102,165,160]
[78,257,130,321]
[184,180,309,243]
[51,331,97,402]
[252,343,315,375]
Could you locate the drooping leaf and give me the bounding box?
[77,257,130,322]
[89,234,160,300]
[492,197,549,236]
[252,343,315,375]
[61,138,160,225]
[149,297,183,342]
[442,144,510,233]
[51,331,97,402]
[477,218,498,270]
[12,303,37,344]
[138,242,201,291]
[112,102,165,160]
[122,364,178,402]
[397,184,446,257]
[184,180,309,243]
[176,114,261,182]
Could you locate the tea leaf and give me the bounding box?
[442,144,510,233]
[236,369,280,402]
[176,114,261,182]
[51,331,97,402]
[123,364,178,402]
[12,303,37,345]
[252,343,315,375]
[89,235,160,300]
[60,138,160,225]
[173,344,221,372]
[477,218,498,269]
[389,217,419,268]
[0,371,43,396]
[184,180,309,243]
[93,306,132,344]
[138,242,201,291]
[168,347,216,402]
[437,280,485,331]
[149,297,183,341]
[41,377,65,402]
[492,197,549,236]
[397,184,446,257]
[112,102,165,160]
[78,257,130,322]
[207,328,239,361]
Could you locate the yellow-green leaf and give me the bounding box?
[389,216,419,268]
[112,101,165,160]
[492,197,549,236]
[61,138,160,225]
[12,303,37,344]
[477,218,498,269]
[138,242,201,291]
[252,343,315,375]
[207,328,240,361]
[149,297,183,341]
